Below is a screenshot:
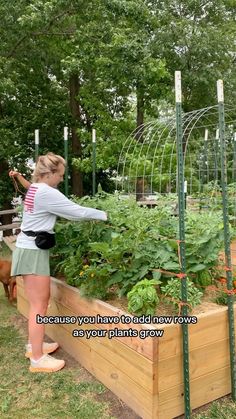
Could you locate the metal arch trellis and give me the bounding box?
[116,105,236,203]
[117,121,152,194]
[132,122,159,193]
[115,75,236,418]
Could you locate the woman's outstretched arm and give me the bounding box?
[9,170,31,189]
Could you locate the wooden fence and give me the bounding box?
[0,209,20,250]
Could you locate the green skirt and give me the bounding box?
[11,247,50,276]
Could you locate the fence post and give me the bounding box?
[175,71,191,418]
[233,132,236,183]
[64,127,69,197]
[218,79,236,400]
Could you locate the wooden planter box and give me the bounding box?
[17,276,236,419]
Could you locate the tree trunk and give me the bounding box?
[135,90,145,141]
[0,159,13,236]
[136,177,147,202]
[69,74,83,197]
[135,89,146,200]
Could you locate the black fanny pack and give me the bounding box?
[22,230,56,249]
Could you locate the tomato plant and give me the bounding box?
[51,193,228,305]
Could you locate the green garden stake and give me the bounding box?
[35,129,39,162]
[92,129,96,196]
[175,71,191,419]
[214,129,219,182]
[64,127,69,197]
[204,129,209,184]
[233,133,236,183]
[199,134,207,212]
[199,151,204,212]
[184,180,187,209]
[218,79,236,401]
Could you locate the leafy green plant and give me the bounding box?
[194,270,212,288]
[214,283,236,306]
[161,278,203,312]
[185,210,225,281]
[127,278,161,316]
[50,194,225,309]
[214,289,229,306]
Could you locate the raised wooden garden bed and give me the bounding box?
[17,276,236,419]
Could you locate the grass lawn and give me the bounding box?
[194,400,236,419]
[1,242,236,418]
[0,287,116,419]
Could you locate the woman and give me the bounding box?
[10,153,107,373]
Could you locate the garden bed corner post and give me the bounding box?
[217,79,236,400]
[175,70,191,419]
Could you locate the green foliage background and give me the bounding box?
[0,0,235,206]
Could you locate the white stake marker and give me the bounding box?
[64,126,68,141]
[175,71,182,103]
[35,129,39,145]
[92,129,96,143]
[217,80,224,103]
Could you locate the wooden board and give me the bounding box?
[158,339,230,391]
[0,222,20,231]
[17,276,158,361]
[158,306,235,360]
[158,367,231,419]
[0,209,19,215]
[3,235,17,251]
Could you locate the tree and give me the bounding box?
[0,0,235,211]
[0,0,169,194]
[150,0,236,110]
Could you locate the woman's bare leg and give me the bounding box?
[23,274,50,360]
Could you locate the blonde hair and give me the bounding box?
[32,152,65,182]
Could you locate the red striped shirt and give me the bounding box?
[24,186,38,213]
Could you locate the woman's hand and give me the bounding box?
[9,170,31,189]
[9,170,21,178]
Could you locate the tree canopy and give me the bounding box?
[0,0,235,208]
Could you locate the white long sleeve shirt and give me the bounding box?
[16,182,107,249]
